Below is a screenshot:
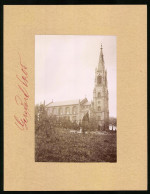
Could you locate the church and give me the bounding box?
[46,44,109,129]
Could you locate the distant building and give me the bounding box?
[46,44,109,129]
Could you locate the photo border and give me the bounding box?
[1,0,149,192]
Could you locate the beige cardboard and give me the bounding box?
[4,5,147,191]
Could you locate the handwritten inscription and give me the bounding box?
[14,54,30,130]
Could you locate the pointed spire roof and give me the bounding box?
[98,43,104,71]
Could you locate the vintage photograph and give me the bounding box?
[35,35,117,162]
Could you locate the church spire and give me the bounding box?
[98,43,104,71]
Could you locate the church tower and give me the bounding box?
[93,44,109,130]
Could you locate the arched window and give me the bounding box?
[97,75,102,84]
[72,106,77,114]
[53,108,57,115]
[98,92,101,98]
[59,108,63,115]
[65,107,70,114]
[98,106,101,111]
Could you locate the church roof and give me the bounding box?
[46,99,80,107]
[46,98,91,107]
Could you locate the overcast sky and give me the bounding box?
[35,35,116,117]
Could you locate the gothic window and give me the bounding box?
[65,107,70,114]
[72,106,77,114]
[98,106,101,111]
[59,108,63,115]
[98,116,101,120]
[97,75,102,85]
[49,108,53,114]
[53,108,57,115]
[98,101,100,104]
[98,92,101,98]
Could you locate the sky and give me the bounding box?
[35,35,117,117]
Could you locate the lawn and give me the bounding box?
[35,127,117,162]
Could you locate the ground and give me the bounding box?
[35,127,117,162]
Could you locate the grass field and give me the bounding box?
[35,127,117,162]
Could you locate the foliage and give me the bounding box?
[35,103,50,133]
[35,104,115,133]
[35,127,117,162]
[35,104,117,162]
[89,116,98,131]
